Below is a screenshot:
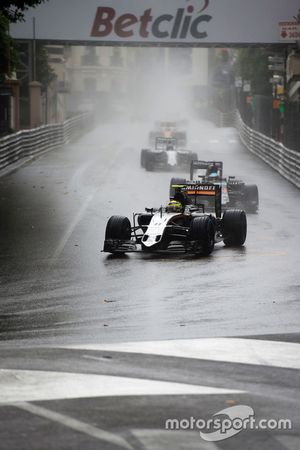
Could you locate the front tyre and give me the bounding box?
[189,216,215,255]
[104,216,132,254]
[105,216,131,240]
[222,209,247,246]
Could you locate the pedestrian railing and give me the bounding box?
[0,112,93,172]
[236,112,300,189]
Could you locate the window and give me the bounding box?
[81,47,98,66]
[83,78,97,93]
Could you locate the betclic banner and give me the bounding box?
[10,0,300,45]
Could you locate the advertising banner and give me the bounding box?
[10,0,300,45]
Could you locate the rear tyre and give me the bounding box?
[145,153,155,171]
[149,132,156,146]
[105,216,131,240]
[189,216,215,255]
[244,184,259,213]
[222,209,247,246]
[140,149,149,168]
[177,131,187,146]
[190,152,198,163]
[169,177,186,198]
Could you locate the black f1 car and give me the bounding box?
[149,121,187,147]
[103,183,247,256]
[141,137,198,172]
[170,160,259,213]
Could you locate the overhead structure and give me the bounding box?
[10,0,300,46]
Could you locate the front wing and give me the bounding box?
[103,239,138,253]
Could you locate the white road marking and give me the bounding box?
[82,354,113,362]
[131,429,219,450]
[50,142,122,264]
[0,369,243,404]
[275,435,299,450]
[228,139,238,144]
[208,139,219,144]
[50,191,96,265]
[68,160,92,192]
[15,402,133,450]
[64,338,300,370]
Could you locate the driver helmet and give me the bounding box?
[166,200,183,213]
[207,162,219,177]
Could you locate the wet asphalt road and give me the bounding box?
[0,119,299,346]
[0,119,299,449]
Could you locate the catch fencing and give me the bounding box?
[236,112,300,189]
[0,112,93,172]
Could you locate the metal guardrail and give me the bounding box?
[219,110,236,128]
[207,108,236,128]
[236,112,300,189]
[0,112,93,172]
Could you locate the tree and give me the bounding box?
[235,48,273,96]
[0,1,48,81]
[36,42,56,90]
[0,13,18,82]
[0,1,46,23]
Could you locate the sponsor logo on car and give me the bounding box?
[184,184,216,191]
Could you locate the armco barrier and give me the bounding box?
[236,112,300,189]
[207,108,235,128]
[0,112,93,172]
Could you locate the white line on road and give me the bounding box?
[0,369,244,404]
[275,435,300,450]
[50,142,123,265]
[50,191,96,265]
[82,354,113,362]
[64,338,300,370]
[14,402,133,450]
[131,429,219,450]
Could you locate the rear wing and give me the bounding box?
[190,160,223,180]
[171,182,222,218]
[155,136,177,150]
